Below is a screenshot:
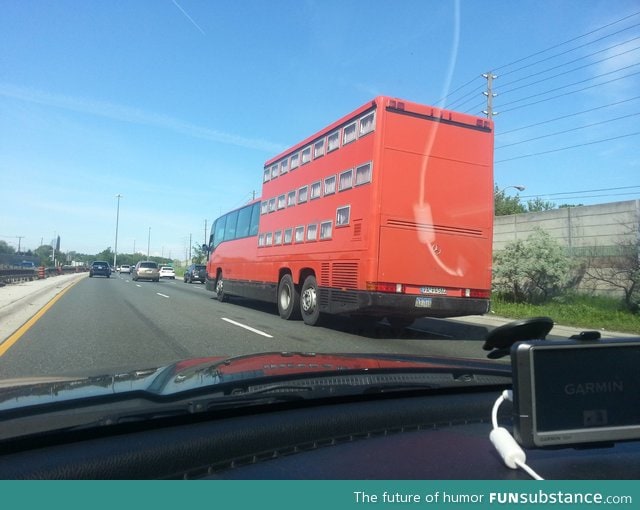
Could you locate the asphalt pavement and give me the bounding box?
[0,272,87,343]
[0,271,636,346]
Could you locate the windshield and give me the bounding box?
[0,0,639,466]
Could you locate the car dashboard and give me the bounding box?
[1,387,639,480]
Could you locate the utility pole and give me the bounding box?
[113,194,122,268]
[482,72,498,118]
[204,219,207,245]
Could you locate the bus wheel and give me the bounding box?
[300,275,321,326]
[215,273,227,302]
[278,274,300,320]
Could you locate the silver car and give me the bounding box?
[132,261,159,282]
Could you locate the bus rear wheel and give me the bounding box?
[300,275,321,326]
[278,274,300,320]
[215,273,227,302]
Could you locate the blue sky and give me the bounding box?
[1,0,639,258]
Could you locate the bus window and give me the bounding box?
[224,210,239,241]
[249,202,260,236]
[236,205,253,238]
[213,216,227,249]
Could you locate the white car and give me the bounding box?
[119,265,131,274]
[159,266,176,279]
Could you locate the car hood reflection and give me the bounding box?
[0,352,508,413]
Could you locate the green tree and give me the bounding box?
[526,197,555,212]
[494,185,526,216]
[0,240,16,254]
[493,228,573,303]
[583,227,640,313]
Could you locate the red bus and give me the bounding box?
[205,96,494,326]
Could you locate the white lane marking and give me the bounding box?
[221,317,273,338]
[136,284,142,288]
[157,293,170,298]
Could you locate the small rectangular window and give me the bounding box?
[355,162,372,185]
[265,232,273,245]
[284,228,293,244]
[327,131,340,152]
[359,111,375,136]
[314,139,325,158]
[274,230,282,245]
[337,205,350,226]
[310,181,322,200]
[342,121,357,145]
[290,153,300,170]
[277,194,286,209]
[320,221,333,240]
[307,224,318,241]
[298,185,308,204]
[301,146,312,164]
[324,175,336,195]
[263,168,270,183]
[280,159,289,175]
[268,198,276,213]
[339,169,353,191]
[270,164,278,179]
[258,233,265,247]
[261,201,269,215]
[294,226,305,243]
[287,190,296,206]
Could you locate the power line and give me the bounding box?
[499,42,640,96]
[520,185,640,199]
[498,70,640,114]
[494,131,640,163]
[498,64,640,110]
[496,95,640,136]
[493,11,640,74]
[495,112,640,149]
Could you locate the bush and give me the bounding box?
[493,228,574,303]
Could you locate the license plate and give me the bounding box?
[415,297,432,308]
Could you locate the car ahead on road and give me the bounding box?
[132,261,159,282]
[119,264,131,274]
[89,261,111,278]
[159,266,176,279]
[184,263,206,284]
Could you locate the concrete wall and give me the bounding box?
[494,200,640,256]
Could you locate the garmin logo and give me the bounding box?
[564,380,624,395]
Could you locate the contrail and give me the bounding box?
[171,0,206,35]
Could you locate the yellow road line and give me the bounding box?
[0,278,82,357]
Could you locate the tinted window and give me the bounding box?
[224,210,239,241]
[213,216,227,248]
[236,204,253,238]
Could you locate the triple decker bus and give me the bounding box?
[205,96,494,327]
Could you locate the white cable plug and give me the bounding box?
[490,390,544,480]
[490,427,527,469]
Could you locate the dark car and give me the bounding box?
[184,264,206,284]
[89,261,111,278]
[132,261,159,282]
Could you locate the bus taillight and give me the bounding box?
[367,282,405,293]
[466,289,490,299]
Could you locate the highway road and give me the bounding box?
[0,273,499,379]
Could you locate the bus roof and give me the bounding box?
[263,95,493,168]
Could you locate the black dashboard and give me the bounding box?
[1,388,639,479]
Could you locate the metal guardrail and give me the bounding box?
[0,266,88,286]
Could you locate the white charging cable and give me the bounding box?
[491,390,544,480]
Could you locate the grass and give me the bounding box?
[491,293,640,335]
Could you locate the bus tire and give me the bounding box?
[300,275,321,326]
[215,273,228,302]
[278,274,300,320]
